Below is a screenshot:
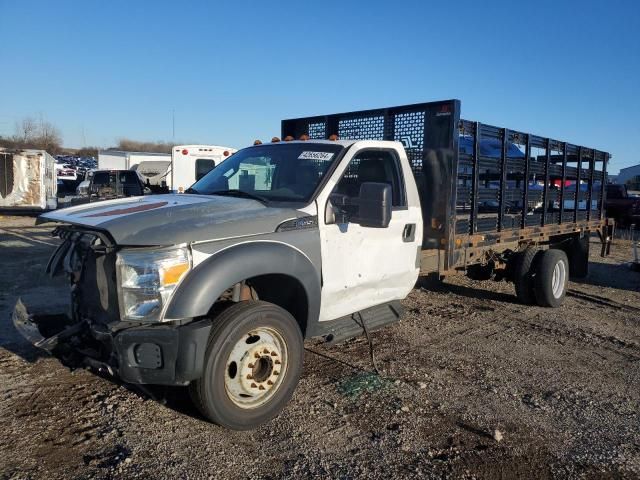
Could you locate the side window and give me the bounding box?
[92,172,109,185]
[120,171,139,184]
[195,159,216,181]
[332,149,406,207]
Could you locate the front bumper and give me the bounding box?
[12,299,211,386]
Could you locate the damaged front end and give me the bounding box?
[13,225,211,386]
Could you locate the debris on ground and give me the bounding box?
[1,216,639,479]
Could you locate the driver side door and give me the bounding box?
[316,142,423,322]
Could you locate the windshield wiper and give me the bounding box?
[184,187,199,194]
[209,189,267,204]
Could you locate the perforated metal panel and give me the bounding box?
[282,101,462,252]
[394,111,425,173]
[337,116,385,141]
[308,122,325,140]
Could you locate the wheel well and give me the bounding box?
[249,274,309,335]
[210,274,310,336]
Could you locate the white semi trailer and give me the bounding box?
[97,150,171,171]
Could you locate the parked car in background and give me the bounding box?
[76,169,146,201]
[605,184,640,227]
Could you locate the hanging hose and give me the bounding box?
[352,312,381,375]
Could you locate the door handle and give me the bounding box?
[402,223,416,242]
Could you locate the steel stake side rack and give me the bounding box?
[282,99,613,274]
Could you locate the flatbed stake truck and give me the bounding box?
[14,100,613,429]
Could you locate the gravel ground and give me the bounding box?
[1,215,639,479]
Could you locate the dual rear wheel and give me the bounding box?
[512,248,569,307]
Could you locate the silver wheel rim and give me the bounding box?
[223,326,288,409]
[551,259,567,299]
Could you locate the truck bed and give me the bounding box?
[282,100,611,272]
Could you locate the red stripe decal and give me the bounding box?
[82,201,169,217]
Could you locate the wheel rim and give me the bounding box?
[223,326,288,409]
[551,259,567,299]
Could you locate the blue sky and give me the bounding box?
[0,0,638,173]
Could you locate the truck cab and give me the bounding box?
[605,184,640,227]
[15,138,422,429]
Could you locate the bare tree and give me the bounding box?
[38,121,62,152]
[3,116,63,154]
[113,138,174,153]
[15,117,38,145]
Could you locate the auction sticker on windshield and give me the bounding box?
[298,151,334,161]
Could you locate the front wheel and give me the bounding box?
[189,301,304,430]
[534,249,569,308]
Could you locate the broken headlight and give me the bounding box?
[116,246,191,322]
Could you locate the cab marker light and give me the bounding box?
[284,136,294,142]
[299,134,309,141]
[271,137,281,143]
[329,134,339,141]
[254,139,263,145]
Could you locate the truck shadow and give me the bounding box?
[0,337,49,363]
[0,309,50,363]
[429,281,522,305]
[102,375,208,421]
[571,261,640,293]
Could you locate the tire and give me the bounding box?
[534,249,569,308]
[512,247,539,305]
[189,301,303,430]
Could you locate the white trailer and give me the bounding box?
[97,147,236,193]
[171,145,237,193]
[0,149,57,210]
[98,150,171,171]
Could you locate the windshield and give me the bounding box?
[189,143,344,203]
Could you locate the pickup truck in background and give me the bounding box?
[75,169,146,200]
[13,100,614,430]
[605,184,640,228]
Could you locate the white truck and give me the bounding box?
[14,100,613,430]
[170,145,237,193]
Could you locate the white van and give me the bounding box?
[171,145,237,193]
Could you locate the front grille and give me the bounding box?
[74,242,120,326]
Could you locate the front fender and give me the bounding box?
[164,241,321,326]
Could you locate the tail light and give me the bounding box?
[182,149,189,155]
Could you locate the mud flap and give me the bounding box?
[12,298,83,353]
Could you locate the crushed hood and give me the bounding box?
[38,194,305,245]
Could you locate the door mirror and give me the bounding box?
[356,182,392,228]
